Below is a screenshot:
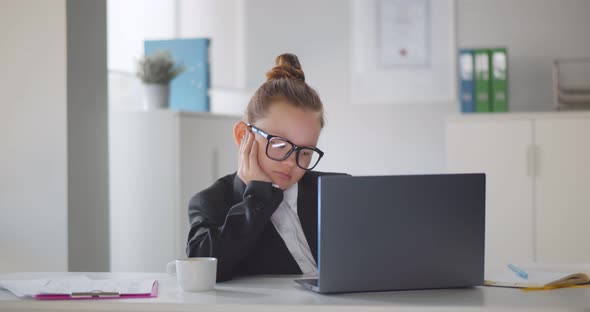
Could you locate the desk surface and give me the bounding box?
[1,271,589,312]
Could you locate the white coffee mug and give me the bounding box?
[166,257,217,292]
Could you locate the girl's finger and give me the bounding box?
[242,132,252,167]
[239,134,246,157]
[249,138,258,168]
[243,132,252,152]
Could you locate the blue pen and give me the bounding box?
[507,264,528,279]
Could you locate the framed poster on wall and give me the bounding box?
[379,0,430,67]
[351,0,456,104]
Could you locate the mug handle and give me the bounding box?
[166,261,176,276]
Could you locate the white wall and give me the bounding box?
[107,0,175,73]
[178,0,245,90]
[457,0,590,112]
[0,0,68,272]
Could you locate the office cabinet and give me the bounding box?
[109,110,239,272]
[446,116,534,275]
[446,112,590,275]
[534,116,590,261]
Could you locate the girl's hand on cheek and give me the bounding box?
[237,131,272,185]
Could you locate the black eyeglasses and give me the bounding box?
[247,123,324,171]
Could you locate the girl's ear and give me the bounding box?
[233,121,249,146]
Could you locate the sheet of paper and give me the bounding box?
[0,276,90,298]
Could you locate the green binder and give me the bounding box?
[474,49,491,112]
[490,48,508,112]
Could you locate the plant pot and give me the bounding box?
[143,83,170,110]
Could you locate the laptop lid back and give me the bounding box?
[317,174,485,293]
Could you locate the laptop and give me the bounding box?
[296,173,485,294]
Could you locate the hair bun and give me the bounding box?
[265,53,305,82]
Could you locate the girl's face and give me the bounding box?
[253,101,322,190]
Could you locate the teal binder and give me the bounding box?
[458,49,475,113]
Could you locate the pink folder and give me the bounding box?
[34,281,158,300]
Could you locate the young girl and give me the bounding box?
[186,53,342,282]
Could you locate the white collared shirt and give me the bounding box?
[270,183,318,276]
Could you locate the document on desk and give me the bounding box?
[485,266,590,290]
[0,276,90,298]
[0,276,158,300]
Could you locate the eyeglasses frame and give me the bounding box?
[246,123,324,171]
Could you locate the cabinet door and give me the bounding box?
[446,118,534,275]
[178,115,239,259]
[109,111,178,272]
[535,117,590,262]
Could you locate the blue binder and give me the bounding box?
[144,38,210,112]
[458,49,475,113]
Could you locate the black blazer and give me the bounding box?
[186,171,344,282]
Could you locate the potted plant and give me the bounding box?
[136,50,184,110]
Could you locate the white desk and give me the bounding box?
[1,271,589,312]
